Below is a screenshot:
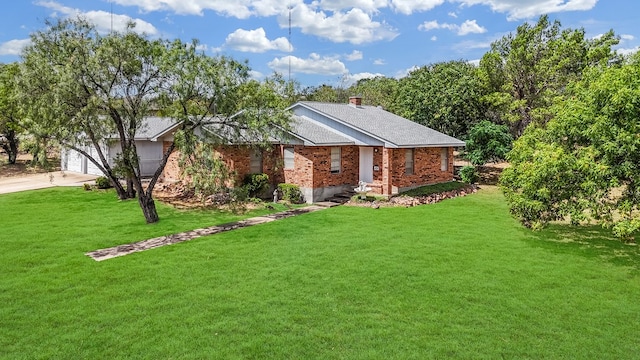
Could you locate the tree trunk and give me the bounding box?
[126,177,136,198]
[138,193,159,224]
[1,129,19,165]
[112,179,130,200]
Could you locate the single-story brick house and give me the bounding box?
[161,96,465,203]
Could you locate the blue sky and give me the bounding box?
[1,1,638,87]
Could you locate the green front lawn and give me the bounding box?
[1,187,639,359]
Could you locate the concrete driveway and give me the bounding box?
[0,171,98,195]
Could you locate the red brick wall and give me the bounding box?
[162,142,455,195]
[283,145,313,188]
[216,145,250,183]
[281,145,359,189]
[313,146,359,188]
[262,146,285,185]
[373,147,383,182]
[161,143,285,186]
[162,141,181,182]
[392,147,454,189]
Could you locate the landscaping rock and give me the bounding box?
[346,184,478,208]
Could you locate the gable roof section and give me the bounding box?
[286,114,355,146]
[290,102,465,148]
[140,117,181,141]
[101,117,180,141]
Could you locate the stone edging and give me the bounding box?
[85,205,327,262]
[347,184,479,208]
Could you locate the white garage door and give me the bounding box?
[64,148,86,174]
[86,145,108,176]
[136,142,163,177]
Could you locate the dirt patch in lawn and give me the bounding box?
[0,153,61,178]
[476,163,509,185]
[454,161,509,185]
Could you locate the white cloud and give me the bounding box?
[419,20,441,31]
[458,20,487,35]
[223,28,292,53]
[110,0,449,18]
[345,50,363,61]
[37,1,158,35]
[249,70,265,80]
[448,11,458,18]
[373,58,386,65]
[621,34,635,41]
[283,4,398,44]
[343,71,386,86]
[431,35,438,41]
[0,39,31,56]
[618,47,639,56]
[391,0,446,15]
[418,19,486,35]
[112,0,296,18]
[453,39,493,51]
[195,43,209,52]
[252,0,302,17]
[317,0,389,13]
[454,0,598,21]
[467,59,481,66]
[268,53,348,75]
[394,65,419,79]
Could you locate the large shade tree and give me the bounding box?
[391,60,487,139]
[348,76,398,110]
[480,15,620,137]
[500,53,640,242]
[19,18,290,223]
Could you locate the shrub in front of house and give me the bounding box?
[95,176,112,189]
[277,183,304,204]
[459,165,479,184]
[232,186,249,202]
[242,173,270,198]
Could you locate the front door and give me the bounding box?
[359,147,373,183]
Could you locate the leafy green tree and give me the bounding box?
[480,15,620,137]
[301,84,349,103]
[464,120,513,165]
[0,63,22,164]
[19,18,290,223]
[174,73,293,199]
[501,55,640,241]
[348,76,398,109]
[392,60,486,138]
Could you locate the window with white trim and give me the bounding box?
[441,148,449,171]
[249,150,262,174]
[405,148,414,175]
[284,147,294,169]
[330,147,341,174]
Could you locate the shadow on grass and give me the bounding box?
[523,224,640,273]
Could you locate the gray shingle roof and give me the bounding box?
[136,117,180,140]
[293,102,465,148]
[289,115,355,145]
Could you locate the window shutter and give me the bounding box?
[284,147,294,169]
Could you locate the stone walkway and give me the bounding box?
[86,203,338,262]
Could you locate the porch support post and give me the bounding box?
[381,147,393,196]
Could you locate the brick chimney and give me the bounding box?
[349,96,362,107]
